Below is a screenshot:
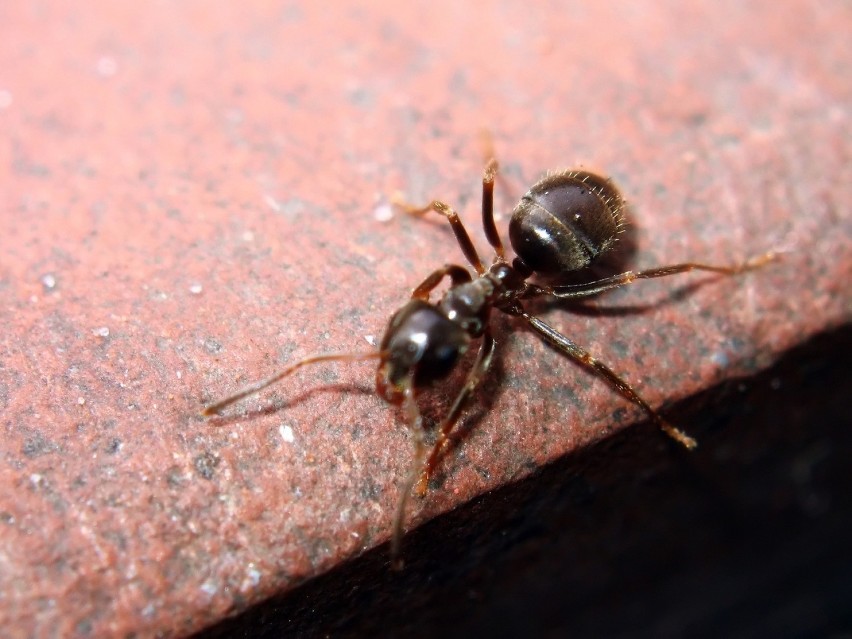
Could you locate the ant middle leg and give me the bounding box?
[525,251,778,301]
[393,198,486,274]
[481,156,506,259]
[520,311,697,449]
[393,141,510,270]
[416,328,496,495]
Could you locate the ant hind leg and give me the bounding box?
[527,252,778,301]
[521,311,697,449]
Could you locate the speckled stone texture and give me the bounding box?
[1,1,849,637]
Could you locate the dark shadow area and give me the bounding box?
[194,325,852,639]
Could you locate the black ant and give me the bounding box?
[202,158,774,568]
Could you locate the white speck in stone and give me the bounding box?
[373,203,393,222]
[93,326,110,337]
[264,194,282,212]
[78,397,86,406]
[189,283,203,295]
[364,334,376,346]
[41,274,56,289]
[200,579,218,596]
[242,230,255,242]
[224,108,244,124]
[176,370,182,379]
[710,351,729,367]
[245,564,261,586]
[280,424,295,443]
[96,56,118,77]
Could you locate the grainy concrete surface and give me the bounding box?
[0,1,849,637]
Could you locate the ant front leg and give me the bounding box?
[520,311,697,449]
[416,328,496,495]
[411,264,472,301]
[525,251,778,300]
[391,372,427,570]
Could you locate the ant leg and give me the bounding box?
[481,157,506,259]
[411,264,472,301]
[391,372,426,570]
[525,252,777,300]
[416,328,496,495]
[393,198,487,275]
[520,311,697,449]
[201,351,384,415]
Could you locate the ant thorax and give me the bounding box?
[438,279,493,337]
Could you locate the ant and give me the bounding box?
[203,158,774,568]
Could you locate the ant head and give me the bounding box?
[375,300,470,403]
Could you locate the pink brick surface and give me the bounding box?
[1,1,849,637]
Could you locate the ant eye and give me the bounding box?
[419,342,461,382]
[434,344,456,364]
[432,346,456,366]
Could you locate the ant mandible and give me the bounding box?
[203,158,774,568]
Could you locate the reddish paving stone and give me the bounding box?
[1,1,849,637]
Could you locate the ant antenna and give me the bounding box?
[202,351,385,415]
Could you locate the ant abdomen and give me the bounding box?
[508,170,625,276]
